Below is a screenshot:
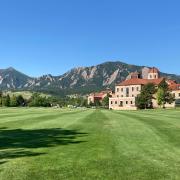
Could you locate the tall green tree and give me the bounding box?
[136,83,156,109]
[156,88,164,108]
[102,93,111,108]
[157,80,175,108]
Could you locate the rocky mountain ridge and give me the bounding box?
[0,61,180,96]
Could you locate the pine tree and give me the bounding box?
[157,80,175,108]
[136,83,156,109]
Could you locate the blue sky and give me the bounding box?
[0,0,180,77]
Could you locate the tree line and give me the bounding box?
[0,92,88,108]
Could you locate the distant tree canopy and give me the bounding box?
[0,93,26,107]
[28,93,51,107]
[10,95,18,107]
[0,91,88,108]
[2,94,10,107]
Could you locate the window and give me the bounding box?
[150,75,152,79]
[117,88,119,92]
[117,95,119,97]
[126,88,129,97]
[132,87,134,91]
[111,101,113,104]
[121,95,123,97]
[120,101,123,107]
[121,88,123,92]
[132,95,134,97]
[137,87,139,91]
[115,101,117,104]
[126,101,128,105]
[131,101,133,104]
[154,75,157,78]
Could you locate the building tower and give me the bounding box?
[148,67,159,79]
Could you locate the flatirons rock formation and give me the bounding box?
[0,61,180,96]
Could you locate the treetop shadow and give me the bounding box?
[0,149,45,165]
[0,127,87,149]
[0,127,87,165]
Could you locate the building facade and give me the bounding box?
[109,68,180,110]
[88,90,112,105]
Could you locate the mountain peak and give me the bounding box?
[6,67,16,71]
[0,61,180,96]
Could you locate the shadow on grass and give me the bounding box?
[0,127,87,164]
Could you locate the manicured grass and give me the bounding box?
[0,108,180,180]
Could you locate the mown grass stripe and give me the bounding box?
[0,109,87,128]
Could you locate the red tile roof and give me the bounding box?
[117,77,164,86]
[169,84,180,91]
[167,79,177,85]
[90,90,112,98]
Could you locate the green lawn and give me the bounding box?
[0,108,180,180]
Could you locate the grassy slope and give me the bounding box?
[0,108,180,180]
[4,91,51,99]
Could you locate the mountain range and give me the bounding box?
[0,61,180,96]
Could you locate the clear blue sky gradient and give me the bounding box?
[0,0,180,77]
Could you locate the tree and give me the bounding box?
[102,93,111,108]
[156,88,164,108]
[136,83,156,109]
[0,91,2,106]
[94,99,102,107]
[10,95,18,107]
[2,94,10,107]
[28,93,51,107]
[89,101,94,107]
[157,80,175,108]
[158,79,169,90]
[136,94,147,109]
[81,99,88,107]
[17,95,26,106]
